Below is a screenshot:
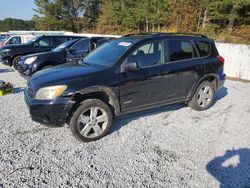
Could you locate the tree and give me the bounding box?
[33,0,85,32]
[0,18,35,32]
[209,0,250,33]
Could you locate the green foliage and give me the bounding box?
[2,0,249,43]
[209,0,250,31]
[33,0,101,32]
[0,18,35,32]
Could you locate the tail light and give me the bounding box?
[217,55,225,64]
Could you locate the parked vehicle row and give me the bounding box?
[0,35,84,70]
[23,33,226,143]
[18,37,113,76]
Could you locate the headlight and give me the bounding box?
[1,49,11,54]
[35,85,67,100]
[2,49,10,53]
[24,56,37,65]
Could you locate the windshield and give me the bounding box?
[0,36,9,43]
[52,39,77,52]
[83,39,136,67]
[25,36,41,45]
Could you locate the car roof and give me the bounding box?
[122,33,213,42]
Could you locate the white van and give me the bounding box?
[1,35,35,46]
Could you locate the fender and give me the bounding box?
[37,61,57,71]
[187,73,219,100]
[67,85,121,116]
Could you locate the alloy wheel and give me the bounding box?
[77,106,108,138]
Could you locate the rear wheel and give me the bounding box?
[12,56,21,70]
[188,81,215,111]
[69,99,113,142]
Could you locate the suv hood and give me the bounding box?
[21,51,55,60]
[0,43,30,50]
[30,62,104,91]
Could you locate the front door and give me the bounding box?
[33,37,54,52]
[119,40,170,112]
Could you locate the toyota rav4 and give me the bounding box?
[24,33,226,142]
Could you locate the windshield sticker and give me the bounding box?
[118,42,132,47]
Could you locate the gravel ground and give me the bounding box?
[0,63,250,188]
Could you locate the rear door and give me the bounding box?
[165,39,204,100]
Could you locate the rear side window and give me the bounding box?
[195,41,210,57]
[52,37,67,46]
[168,40,193,62]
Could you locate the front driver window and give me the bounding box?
[71,39,90,52]
[127,41,163,68]
[35,37,51,47]
[8,37,21,44]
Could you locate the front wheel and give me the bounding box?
[69,99,113,142]
[188,81,215,111]
[12,56,21,70]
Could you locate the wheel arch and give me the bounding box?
[188,73,219,100]
[65,86,120,125]
[10,53,23,65]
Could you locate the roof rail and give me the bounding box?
[122,33,149,37]
[153,32,208,38]
[123,32,208,38]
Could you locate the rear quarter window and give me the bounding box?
[195,41,210,57]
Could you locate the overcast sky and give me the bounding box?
[0,0,36,20]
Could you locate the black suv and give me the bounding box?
[18,37,113,76]
[0,35,83,70]
[24,33,225,142]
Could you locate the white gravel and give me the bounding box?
[0,63,250,188]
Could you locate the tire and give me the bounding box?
[12,56,21,70]
[188,81,215,111]
[69,99,113,142]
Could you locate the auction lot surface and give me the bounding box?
[0,63,250,188]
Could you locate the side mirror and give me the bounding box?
[122,61,139,72]
[33,43,39,47]
[70,48,77,54]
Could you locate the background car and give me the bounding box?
[1,35,35,46]
[18,37,113,76]
[0,35,84,70]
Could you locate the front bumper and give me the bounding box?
[18,60,33,76]
[24,88,75,126]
